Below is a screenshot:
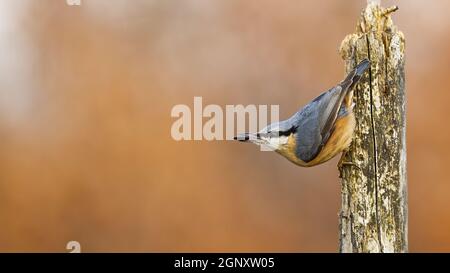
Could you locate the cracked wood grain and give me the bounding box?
[338,2,407,253]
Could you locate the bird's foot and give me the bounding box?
[338,161,361,178]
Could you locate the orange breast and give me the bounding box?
[277,112,356,167]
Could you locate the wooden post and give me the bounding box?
[338,1,407,252]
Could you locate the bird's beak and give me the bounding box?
[234,132,278,151]
[234,133,258,142]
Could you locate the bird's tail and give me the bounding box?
[341,59,370,91]
[337,59,370,110]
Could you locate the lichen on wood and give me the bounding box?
[338,2,407,253]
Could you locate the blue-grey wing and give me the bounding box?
[292,86,345,162]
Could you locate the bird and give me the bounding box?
[234,59,370,167]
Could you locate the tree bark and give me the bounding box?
[338,2,407,253]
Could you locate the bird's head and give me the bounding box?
[234,122,295,152]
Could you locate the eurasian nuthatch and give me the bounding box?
[234,59,370,167]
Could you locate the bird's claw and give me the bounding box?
[338,161,361,177]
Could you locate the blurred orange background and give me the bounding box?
[0,0,448,252]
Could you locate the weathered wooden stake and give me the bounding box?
[338,1,407,252]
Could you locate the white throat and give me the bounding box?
[259,135,289,151]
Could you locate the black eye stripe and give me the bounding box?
[260,126,296,138]
[265,129,294,137]
[278,130,292,136]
